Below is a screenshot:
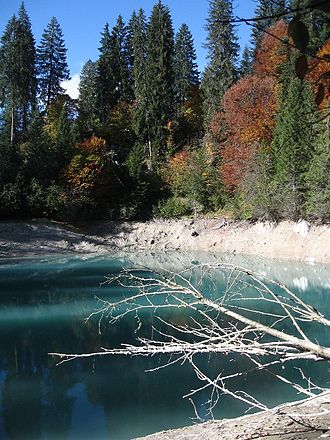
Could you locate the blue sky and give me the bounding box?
[0,0,256,97]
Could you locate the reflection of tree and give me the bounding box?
[2,338,43,440]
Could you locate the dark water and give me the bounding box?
[0,252,329,440]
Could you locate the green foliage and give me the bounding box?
[27,179,66,219]
[241,146,279,221]
[0,4,37,140]
[37,17,70,108]
[0,174,25,218]
[272,73,316,219]
[305,126,330,221]
[174,24,199,105]
[78,60,99,135]
[202,0,239,125]
[154,197,192,218]
[144,1,175,169]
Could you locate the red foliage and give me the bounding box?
[254,21,289,78]
[219,75,276,190]
[308,40,330,108]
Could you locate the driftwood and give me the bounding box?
[50,263,330,416]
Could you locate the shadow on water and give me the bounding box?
[0,252,329,439]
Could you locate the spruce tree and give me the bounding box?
[79,59,98,134]
[23,111,52,184]
[251,0,287,54]
[239,45,253,77]
[129,9,148,147]
[202,0,239,125]
[144,0,175,170]
[174,24,199,105]
[96,23,116,124]
[37,17,70,109]
[305,123,330,220]
[272,73,316,219]
[0,3,36,141]
[290,0,330,53]
[110,15,132,103]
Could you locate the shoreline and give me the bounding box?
[0,218,329,264]
[135,391,330,440]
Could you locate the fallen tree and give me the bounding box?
[50,263,330,416]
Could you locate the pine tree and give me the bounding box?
[37,17,70,109]
[202,0,239,125]
[251,0,287,54]
[144,0,175,170]
[239,45,253,77]
[0,3,37,142]
[272,73,316,219]
[174,24,199,105]
[79,59,98,134]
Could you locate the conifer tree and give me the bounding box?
[23,111,52,184]
[110,15,132,103]
[0,3,36,141]
[305,125,330,220]
[96,23,116,124]
[290,0,330,53]
[79,59,98,134]
[144,1,175,170]
[129,9,148,147]
[174,24,199,105]
[251,0,286,54]
[202,0,239,125]
[272,73,316,219]
[239,45,253,77]
[37,17,70,109]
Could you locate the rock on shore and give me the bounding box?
[0,218,330,264]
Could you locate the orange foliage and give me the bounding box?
[76,135,108,154]
[308,40,330,108]
[166,150,190,186]
[254,21,289,78]
[220,75,276,190]
[66,136,110,193]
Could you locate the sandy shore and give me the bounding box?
[0,218,329,264]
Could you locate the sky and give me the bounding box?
[0,0,256,98]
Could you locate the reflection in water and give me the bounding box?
[0,253,329,439]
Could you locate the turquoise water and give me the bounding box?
[0,252,329,440]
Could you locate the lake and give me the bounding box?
[0,252,329,440]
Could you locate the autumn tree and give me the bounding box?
[219,75,277,191]
[253,21,289,78]
[250,0,286,55]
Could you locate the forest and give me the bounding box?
[1,0,330,223]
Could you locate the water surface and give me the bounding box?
[0,252,329,440]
